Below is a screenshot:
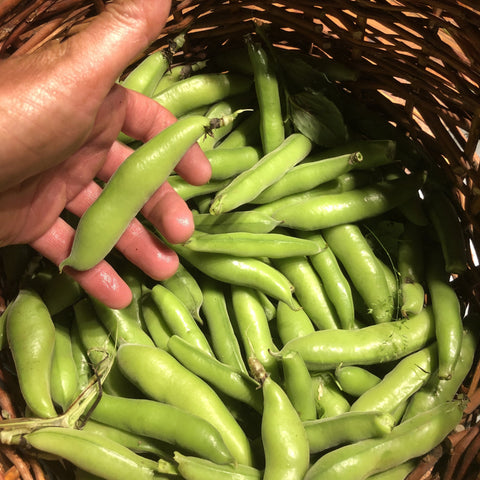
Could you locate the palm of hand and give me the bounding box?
[0,0,211,308]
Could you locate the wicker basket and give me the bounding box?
[1,1,480,479]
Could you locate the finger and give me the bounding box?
[67,181,179,280]
[106,89,211,185]
[29,218,133,309]
[100,140,196,243]
[141,182,196,244]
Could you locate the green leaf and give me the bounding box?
[289,90,348,147]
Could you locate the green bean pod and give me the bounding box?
[301,231,355,329]
[376,258,401,319]
[424,188,468,274]
[312,139,396,169]
[282,351,317,421]
[193,210,281,234]
[231,285,281,379]
[246,37,285,153]
[261,375,310,480]
[50,316,80,412]
[172,244,296,309]
[322,224,394,324]
[152,60,208,96]
[153,73,253,117]
[271,171,426,230]
[397,222,425,316]
[402,325,476,421]
[150,284,214,356]
[167,334,263,412]
[303,400,465,480]
[210,133,312,214]
[174,452,262,480]
[60,115,222,272]
[311,372,351,418]
[252,152,363,204]
[281,307,436,370]
[90,392,234,464]
[89,296,155,347]
[304,411,395,454]
[41,272,84,315]
[24,427,174,480]
[256,290,276,321]
[216,109,261,150]
[275,298,315,345]
[206,146,262,180]
[350,343,438,414]
[161,262,204,323]
[198,96,253,151]
[426,245,463,380]
[116,343,253,466]
[113,260,146,329]
[121,49,171,97]
[334,365,381,397]
[139,292,172,350]
[200,277,248,374]
[169,175,230,201]
[365,461,417,480]
[6,289,57,418]
[70,321,93,394]
[184,231,321,258]
[273,256,339,330]
[82,419,173,459]
[73,298,141,399]
[254,170,373,217]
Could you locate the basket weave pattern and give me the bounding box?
[1,1,480,479]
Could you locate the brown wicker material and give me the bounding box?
[1,1,480,479]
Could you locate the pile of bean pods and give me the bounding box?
[0,33,478,480]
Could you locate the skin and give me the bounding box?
[0,0,212,309]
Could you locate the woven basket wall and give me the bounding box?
[1,1,480,479]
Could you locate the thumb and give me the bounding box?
[62,0,172,108]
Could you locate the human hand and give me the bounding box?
[0,0,212,308]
